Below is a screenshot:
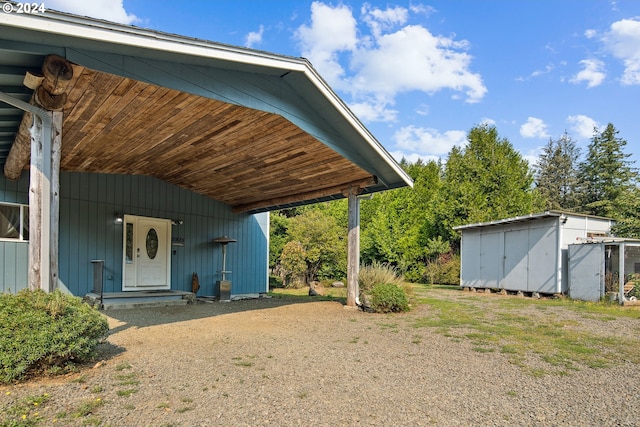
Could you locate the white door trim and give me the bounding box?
[122,214,172,291]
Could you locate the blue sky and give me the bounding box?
[47,0,640,168]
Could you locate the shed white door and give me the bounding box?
[123,215,171,291]
[568,244,604,302]
[503,229,529,290]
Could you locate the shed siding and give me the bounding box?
[459,213,614,295]
[1,172,268,296]
[460,217,561,293]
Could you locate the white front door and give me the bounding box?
[122,215,171,291]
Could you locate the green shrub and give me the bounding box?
[422,254,460,285]
[358,261,403,292]
[0,289,109,384]
[368,283,410,313]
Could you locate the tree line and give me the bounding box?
[270,123,639,286]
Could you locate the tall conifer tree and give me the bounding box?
[535,132,581,211]
[577,123,638,217]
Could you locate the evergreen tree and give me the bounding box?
[611,185,640,238]
[577,123,638,217]
[360,159,443,278]
[535,132,581,211]
[435,124,544,242]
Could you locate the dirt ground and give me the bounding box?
[2,289,640,426]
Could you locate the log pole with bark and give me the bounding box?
[4,54,73,180]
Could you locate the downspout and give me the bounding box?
[557,215,567,294]
[0,91,53,292]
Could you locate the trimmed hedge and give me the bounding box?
[0,289,109,384]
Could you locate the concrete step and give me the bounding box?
[84,291,194,310]
[102,298,189,310]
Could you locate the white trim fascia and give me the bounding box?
[0,11,308,72]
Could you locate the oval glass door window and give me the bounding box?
[146,228,159,259]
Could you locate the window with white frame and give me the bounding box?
[0,203,29,241]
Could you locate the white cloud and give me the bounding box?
[390,151,440,164]
[409,4,437,17]
[584,29,597,39]
[46,0,139,24]
[520,117,550,139]
[295,2,357,90]
[567,114,598,138]
[570,59,606,88]
[350,25,487,104]
[479,117,496,127]
[349,100,398,123]
[522,147,543,168]
[394,126,467,157]
[517,64,554,81]
[602,18,640,85]
[245,25,264,48]
[294,2,487,122]
[361,3,408,39]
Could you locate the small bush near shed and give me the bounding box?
[0,289,109,384]
[368,283,410,313]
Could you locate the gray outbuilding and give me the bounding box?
[454,211,614,295]
[568,239,640,304]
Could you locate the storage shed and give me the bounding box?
[568,239,640,304]
[454,211,614,295]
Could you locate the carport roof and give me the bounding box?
[0,8,412,213]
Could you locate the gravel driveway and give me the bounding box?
[2,288,640,426]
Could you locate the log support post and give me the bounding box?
[346,186,361,307]
[27,110,61,292]
[0,91,61,292]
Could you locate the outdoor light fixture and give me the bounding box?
[114,212,123,224]
[172,219,184,225]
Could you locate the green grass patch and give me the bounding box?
[72,397,104,418]
[115,373,140,386]
[411,287,640,375]
[116,389,138,397]
[0,393,50,426]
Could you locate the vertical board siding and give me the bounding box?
[1,171,268,296]
[0,174,29,293]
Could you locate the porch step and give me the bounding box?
[84,290,195,310]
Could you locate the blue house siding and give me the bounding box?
[0,174,29,293]
[0,171,269,297]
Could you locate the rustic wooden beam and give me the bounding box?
[41,54,74,95]
[346,186,361,307]
[4,104,34,179]
[4,55,73,180]
[231,176,377,213]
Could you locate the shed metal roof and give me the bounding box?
[453,210,615,231]
[0,8,412,213]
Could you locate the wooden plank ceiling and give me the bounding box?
[57,65,374,213]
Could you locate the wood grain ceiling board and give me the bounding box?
[57,66,373,212]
